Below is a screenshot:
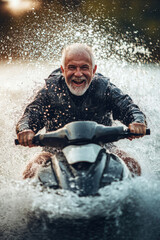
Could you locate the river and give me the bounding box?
[0,59,160,240]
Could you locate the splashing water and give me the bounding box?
[0,3,160,240]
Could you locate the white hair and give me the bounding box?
[61,43,95,68]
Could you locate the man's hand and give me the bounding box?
[128,122,146,141]
[17,129,35,147]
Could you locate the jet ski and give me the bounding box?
[15,121,150,196]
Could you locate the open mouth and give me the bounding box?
[72,79,86,87]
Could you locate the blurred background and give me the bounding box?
[0,0,159,63]
[0,2,160,239]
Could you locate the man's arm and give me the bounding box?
[108,82,147,138]
[16,87,49,147]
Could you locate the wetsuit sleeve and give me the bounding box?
[16,87,50,134]
[107,82,146,126]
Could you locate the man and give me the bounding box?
[16,43,146,178]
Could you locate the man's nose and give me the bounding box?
[74,67,83,77]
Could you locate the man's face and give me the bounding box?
[61,50,97,96]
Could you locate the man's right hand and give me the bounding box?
[17,129,35,148]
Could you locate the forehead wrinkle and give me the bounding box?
[65,49,92,66]
[67,61,90,67]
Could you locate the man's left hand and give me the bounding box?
[128,122,146,140]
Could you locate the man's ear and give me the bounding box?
[61,65,65,76]
[93,65,97,76]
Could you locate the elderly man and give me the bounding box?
[16,43,146,178]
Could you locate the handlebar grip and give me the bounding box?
[14,135,41,146]
[146,129,150,135]
[15,139,19,145]
[127,128,150,136]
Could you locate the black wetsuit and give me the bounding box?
[16,68,146,153]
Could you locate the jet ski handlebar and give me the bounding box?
[15,122,150,148]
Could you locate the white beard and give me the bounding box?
[66,77,90,96]
[67,83,89,96]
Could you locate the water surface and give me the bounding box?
[0,60,160,240]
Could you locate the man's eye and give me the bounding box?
[68,66,76,70]
[81,66,89,71]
